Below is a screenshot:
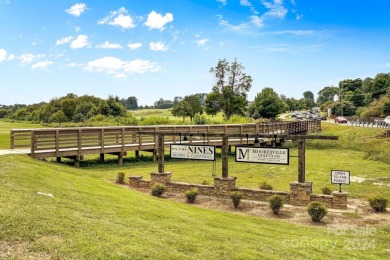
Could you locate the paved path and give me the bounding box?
[0,149,30,156]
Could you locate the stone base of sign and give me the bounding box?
[310,194,333,208]
[127,174,348,209]
[128,176,150,189]
[237,187,290,203]
[150,172,172,185]
[332,191,348,209]
[213,176,237,195]
[289,182,313,206]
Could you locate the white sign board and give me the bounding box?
[170,144,215,161]
[235,146,289,165]
[331,170,350,184]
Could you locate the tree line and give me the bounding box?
[1,58,389,124]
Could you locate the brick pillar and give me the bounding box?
[289,181,312,206]
[214,176,237,196]
[332,191,348,209]
[150,172,172,186]
[128,176,143,188]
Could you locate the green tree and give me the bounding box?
[171,95,203,121]
[316,86,338,106]
[206,58,252,119]
[248,87,287,119]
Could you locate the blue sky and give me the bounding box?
[1,0,390,106]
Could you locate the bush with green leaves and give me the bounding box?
[307,202,328,222]
[268,195,284,214]
[230,191,243,209]
[321,185,332,195]
[115,172,125,184]
[368,196,388,212]
[184,188,199,203]
[259,181,273,190]
[202,180,209,185]
[151,183,167,198]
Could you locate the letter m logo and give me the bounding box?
[237,148,249,161]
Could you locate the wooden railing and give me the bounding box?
[10,121,321,160]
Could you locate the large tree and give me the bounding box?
[171,94,203,121]
[248,87,287,119]
[206,58,252,119]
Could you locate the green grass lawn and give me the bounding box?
[79,148,390,201]
[1,154,389,259]
[0,120,42,149]
[131,109,226,123]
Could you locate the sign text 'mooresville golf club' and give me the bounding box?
[170,144,216,161]
[235,146,290,165]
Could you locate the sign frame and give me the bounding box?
[235,146,290,165]
[331,170,350,185]
[170,144,216,161]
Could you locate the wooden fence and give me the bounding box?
[10,121,321,165]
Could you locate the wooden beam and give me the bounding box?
[298,140,305,183]
[222,135,228,178]
[158,134,164,173]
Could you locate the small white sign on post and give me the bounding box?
[170,144,216,161]
[331,170,350,192]
[331,170,350,184]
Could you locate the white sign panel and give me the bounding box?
[235,146,289,165]
[170,144,215,161]
[331,170,350,184]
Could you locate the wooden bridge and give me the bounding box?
[10,121,321,166]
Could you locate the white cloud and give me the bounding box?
[123,59,160,73]
[197,38,209,45]
[66,63,80,67]
[8,54,15,61]
[32,60,53,69]
[70,35,90,49]
[218,15,249,32]
[0,49,7,62]
[84,56,160,77]
[74,26,81,32]
[240,0,251,6]
[271,30,315,36]
[127,42,143,50]
[56,36,73,46]
[296,14,303,20]
[96,41,123,49]
[149,41,169,51]
[144,11,174,30]
[250,15,264,27]
[217,0,227,6]
[98,7,136,29]
[66,3,87,17]
[262,0,288,19]
[19,53,39,64]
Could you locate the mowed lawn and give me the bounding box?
[0,120,42,149]
[1,154,389,259]
[81,148,390,201]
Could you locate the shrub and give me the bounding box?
[307,202,328,222]
[259,181,273,190]
[201,180,209,185]
[184,188,199,203]
[368,196,388,212]
[115,172,125,184]
[230,191,243,209]
[268,195,284,214]
[151,183,167,198]
[321,185,332,195]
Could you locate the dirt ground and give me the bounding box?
[133,186,390,229]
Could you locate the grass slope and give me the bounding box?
[1,155,389,259]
